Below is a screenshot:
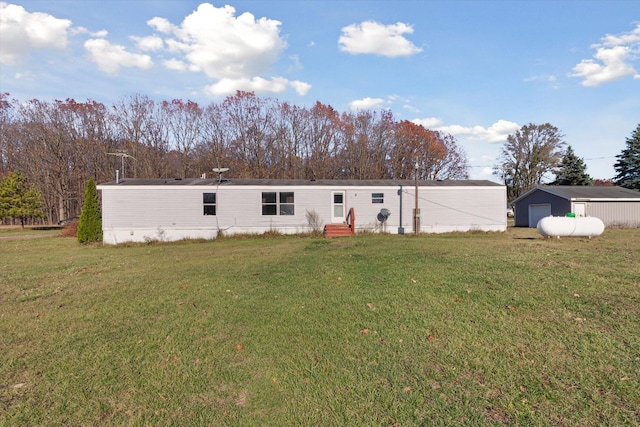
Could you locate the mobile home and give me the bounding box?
[97,178,507,244]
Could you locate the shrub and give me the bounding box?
[305,209,323,232]
[77,178,102,243]
[60,220,79,238]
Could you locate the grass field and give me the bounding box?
[1,227,639,426]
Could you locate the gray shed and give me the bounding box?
[512,185,640,228]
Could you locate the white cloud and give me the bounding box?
[571,45,637,86]
[0,2,72,65]
[142,3,310,96]
[204,76,310,96]
[570,23,640,86]
[339,20,422,57]
[600,24,640,47]
[147,16,175,34]
[524,74,559,89]
[412,117,442,128]
[152,3,286,80]
[403,104,420,113]
[84,38,153,74]
[430,120,520,143]
[132,35,163,51]
[69,27,108,38]
[92,29,109,38]
[288,54,303,72]
[162,58,188,71]
[349,97,385,110]
[289,80,312,95]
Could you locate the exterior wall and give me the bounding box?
[100,187,220,244]
[99,183,507,244]
[584,201,640,228]
[415,186,506,233]
[514,191,570,227]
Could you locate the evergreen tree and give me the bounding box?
[77,178,103,243]
[0,171,46,228]
[551,145,592,186]
[614,124,640,190]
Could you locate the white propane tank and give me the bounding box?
[537,216,605,238]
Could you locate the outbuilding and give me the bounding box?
[512,185,640,228]
[97,178,507,244]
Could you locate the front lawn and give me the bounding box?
[1,228,638,425]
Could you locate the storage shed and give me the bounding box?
[97,178,507,244]
[512,185,640,228]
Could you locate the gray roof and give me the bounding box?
[98,178,502,187]
[519,185,640,201]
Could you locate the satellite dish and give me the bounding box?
[212,167,229,183]
[377,208,391,223]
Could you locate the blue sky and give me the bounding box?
[1,0,638,181]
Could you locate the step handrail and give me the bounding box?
[346,207,355,234]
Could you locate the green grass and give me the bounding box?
[1,228,639,426]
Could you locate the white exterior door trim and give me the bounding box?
[331,191,345,223]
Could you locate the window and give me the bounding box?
[333,192,344,219]
[262,192,277,215]
[280,192,295,215]
[262,191,295,215]
[372,193,384,204]
[203,193,216,215]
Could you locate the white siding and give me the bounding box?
[99,183,507,244]
[416,186,506,232]
[218,187,334,234]
[586,202,640,228]
[100,187,220,244]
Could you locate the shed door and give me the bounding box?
[529,204,551,228]
[574,203,586,217]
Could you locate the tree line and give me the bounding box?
[0,91,470,225]
[2,89,637,225]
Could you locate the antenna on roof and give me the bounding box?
[107,150,137,179]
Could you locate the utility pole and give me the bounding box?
[414,161,420,235]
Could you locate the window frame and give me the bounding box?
[203,192,216,216]
[279,192,295,216]
[262,191,295,216]
[261,192,277,216]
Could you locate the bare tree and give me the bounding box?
[0,93,16,176]
[304,102,343,179]
[112,94,158,178]
[270,102,309,179]
[430,133,470,180]
[162,99,204,179]
[221,92,279,178]
[339,110,394,179]
[494,123,565,201]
